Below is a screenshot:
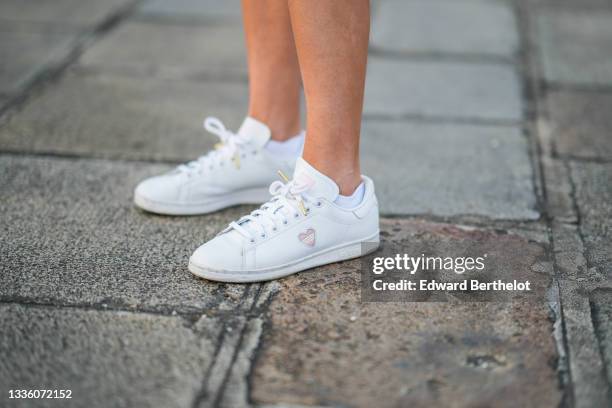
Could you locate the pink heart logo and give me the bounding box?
[298,228,316,247]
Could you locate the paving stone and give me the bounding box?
[542,157,576,223]
[551,224,588,282]
[591,290,612,398]
[570,162,612,280]
[78,20,246,78]
[558,282,610,408]
[0,303,220,408]
[537,10,612,86]
[196,316,249,407]
[138,0,241,21]
[0,0,132,27]
[361,121,538,219]
[371,0,518,57]
[544,89,612,161]
[0,72,248,161]
[251,219,560,407]
[0,29,76,93]
[550,222,609,407]
[364,58,523,122]
[216,318,264,408]
[0,155,253,313]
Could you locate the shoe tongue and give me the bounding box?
[292,157,340,202]
[238,117,271,148]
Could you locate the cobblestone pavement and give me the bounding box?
[1,0,611,407]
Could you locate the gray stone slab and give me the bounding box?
[79,20,246,78]
[545,90,612,161]
[218,318,263,408]
[371,0,518,57]
[252,219,560,407]
[0,303,220,408]
[550,221,610,407]
[0,29,76,93]
[138,0,241,21]
[570,162,612,280]
[364,58,523,122]
[542,157,576,223]
[0,72,248,161]
[0,155,253,313]
[591,290,612,397]
[361,121,539,219]
[537,10,612,86]
[0,0,132,26]
[559,282,610,408]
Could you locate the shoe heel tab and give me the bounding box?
[352,176,378,219]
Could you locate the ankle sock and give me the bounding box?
[265,131,305,157]
[334,182,365,209]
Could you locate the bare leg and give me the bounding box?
[242,0,302,141]
[288,0,370,195]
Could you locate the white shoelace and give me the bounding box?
[178,117,249,173]
[227,175,321,242]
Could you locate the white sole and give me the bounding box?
[134,187,271,215]
[189,231,380,283]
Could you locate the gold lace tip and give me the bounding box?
[297,200,307,216]
[277,170,290,183]
[232,154,240,169]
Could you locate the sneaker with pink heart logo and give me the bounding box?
[188,157,380,283]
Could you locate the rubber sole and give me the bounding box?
[134,187,271,215]
[188,232,380,283]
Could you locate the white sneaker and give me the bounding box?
[189,158,380,283]
[134,117,300,215]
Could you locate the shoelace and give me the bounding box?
[227,172,321,242]
[178,117,249,173]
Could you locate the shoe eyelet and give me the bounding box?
[294,213,299,219]
[283,220,288,225]
[250,238,255,243]
[272,227,277,232]
[260,233,266,238]
[316,201,322,207]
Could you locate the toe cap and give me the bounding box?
[190,233,246,272]
[134,172,183,204]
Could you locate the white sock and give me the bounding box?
[264,131,305,157]
[334,182,365,209]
